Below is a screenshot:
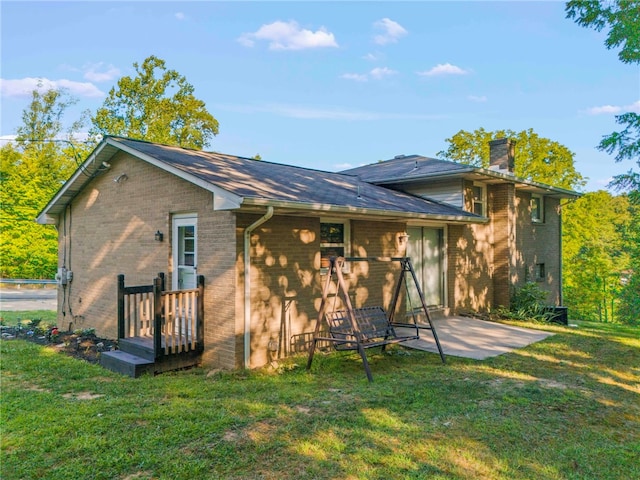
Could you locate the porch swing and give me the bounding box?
[306,256,446,382]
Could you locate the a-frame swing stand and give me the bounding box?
[306,256,446,382]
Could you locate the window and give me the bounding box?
[531,195,544,223]
[320,220,350,271]
[471,183,486,216]
[535,263,545,281]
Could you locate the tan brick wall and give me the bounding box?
[514,193,562,304]
[57,151,238,369]
[447,222,494,312]
[490,183,516,308]
[235,215,409,368]
[447,183,563,313]
[351,220,409,313]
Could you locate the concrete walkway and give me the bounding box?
[397,316,553,360]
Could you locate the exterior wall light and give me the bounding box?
[155,230,164,242]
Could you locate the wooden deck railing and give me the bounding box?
[117,273,204,360]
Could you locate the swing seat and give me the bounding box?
[325,306,420,351]
[306,256,446,382]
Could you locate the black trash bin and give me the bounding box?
[544,306,568,325]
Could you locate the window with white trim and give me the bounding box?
[320,219,350,271]
[471,183,486,216]
[531,195,544,223]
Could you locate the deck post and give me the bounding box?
[153,275,164,359]
[117,274,125,339]
[197,275,205,347]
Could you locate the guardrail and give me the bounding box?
[0,278,57,286]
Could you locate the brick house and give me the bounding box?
[37,136,578,371]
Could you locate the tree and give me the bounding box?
[0,88,85,278]
[565,0,640,64]
[562,191,632,322]
[91,55,219,149]
[438,128,586,190]
[566,1,640,323]
[566,0,640,192]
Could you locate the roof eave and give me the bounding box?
[367,166,581,199]
[36,137,244,224]
[241,198,487,224]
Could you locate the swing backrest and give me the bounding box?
[326,306,396,350]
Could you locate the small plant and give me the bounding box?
[73,327,96,336]
[506,282,553,322]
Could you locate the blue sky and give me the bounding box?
[1,1,638,192]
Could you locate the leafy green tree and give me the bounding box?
[615,189,640,324]
[565,0,639,64]
[438,128,586,190]
[91,55,219,149]
[566,0,640,192]
[566,1,640,322]
[0,88,84,278]
[562,191,632,322]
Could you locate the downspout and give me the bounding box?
[243,206,274,369]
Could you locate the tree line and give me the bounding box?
[1,2,638,324]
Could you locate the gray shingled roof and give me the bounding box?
[340,154,474,183]
[114,138,479,219]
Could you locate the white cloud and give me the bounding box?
[175,12,186,21]
[0,134,17,146]
[369,67,397,79]
[0,77,104,98]
[417,63,470,77]
[238,20,338,51]
[334,163,353,170]
[82,62,121,83]
[341,67,397,82]
[362,52,381,61]
[373,18,407,45]
[584,100,640,115]
[468,95,488,103]
[341,73,368,82]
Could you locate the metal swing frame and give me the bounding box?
[306,256,446,382]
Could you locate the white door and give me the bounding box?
[172,215,197,290]
[406,227,444,309]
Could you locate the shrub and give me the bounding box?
[506,282,552,322]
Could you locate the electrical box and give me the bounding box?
[56,267,68,285]
[66,270,73,283]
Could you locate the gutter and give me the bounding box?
[241,198,486,224]
[243,206,274,369]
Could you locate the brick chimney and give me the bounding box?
[489,138,515,173]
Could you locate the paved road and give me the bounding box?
[0,288,57,311]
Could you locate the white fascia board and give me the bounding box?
[212,186,242,210]
[36,141,115,224]
[107,138,243,210]
[242,198,487,224]
[36,213,57,225]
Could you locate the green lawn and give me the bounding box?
[1,320,638,480]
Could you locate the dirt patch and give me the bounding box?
[1,325,118,364]
[62,391,105,400]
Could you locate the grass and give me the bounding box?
[1,320,638,480]
[0,309,58,326]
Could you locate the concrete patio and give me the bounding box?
[397,316,554,360]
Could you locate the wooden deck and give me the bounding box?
[100,273,205,378]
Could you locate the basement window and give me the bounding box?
[535,263,546,281]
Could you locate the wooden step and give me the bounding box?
[118,336,155,361]
[100,350,154,378]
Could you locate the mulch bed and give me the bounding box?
[1,325,118,364]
